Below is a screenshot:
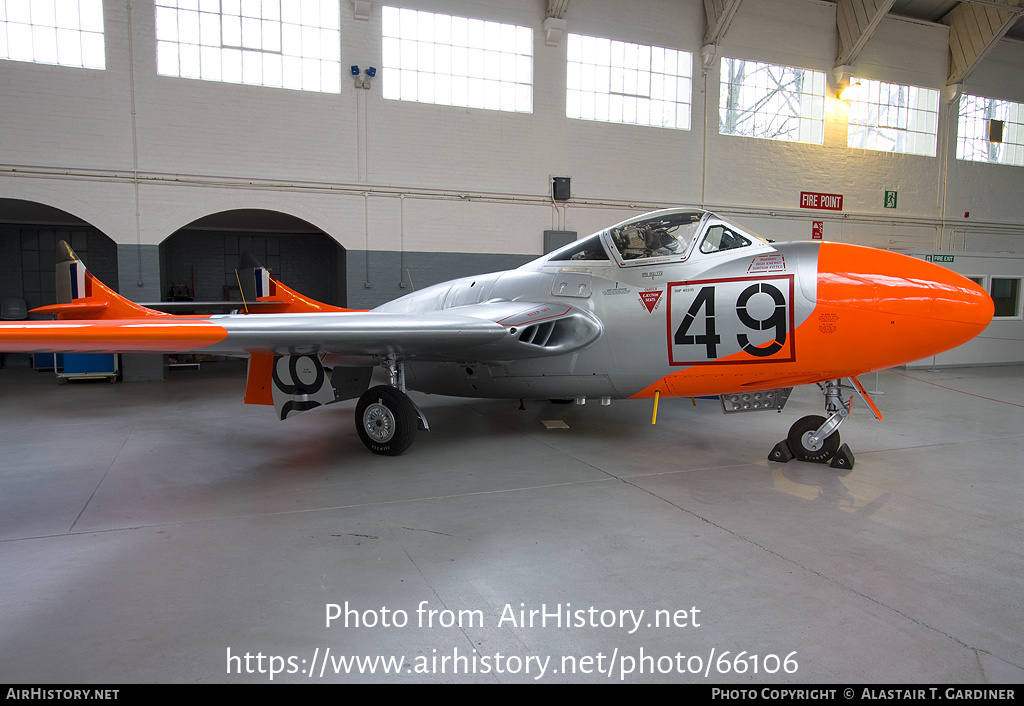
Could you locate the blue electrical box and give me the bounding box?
[57,353,120,383]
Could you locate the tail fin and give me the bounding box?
[31,242,173,320]
[238,252,362,314]
[30,243,360,320]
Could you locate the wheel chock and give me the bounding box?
[769,440,794,463]
[829,443,855,470]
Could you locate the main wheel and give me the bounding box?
[355,385,417,456]
[786,415,840,463]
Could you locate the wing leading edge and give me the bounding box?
[0,240,604,453]
[0,242,602,363]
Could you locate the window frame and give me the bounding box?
[1,0,106,70]
[381,5,533,113]
[846,77,939,157]
[990,277,1022,319]
[565,32,692,130]
[719,57,826,145]
[956,94,1024,167]
[154,0,342,94]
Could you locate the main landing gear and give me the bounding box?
[355,385,418,455]
[354,358,428,456]
[769,379,863,470]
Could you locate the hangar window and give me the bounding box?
[381,6,533,113]
[1,0,105,69]
[956,95,1024,167]
[990,278,1021,319]
[847,79,939,157]
[566,34,692,130]
[155,0,342,93]
[719,58,825,144]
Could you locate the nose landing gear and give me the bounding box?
[769,378,877,470]
[786,414,841,463]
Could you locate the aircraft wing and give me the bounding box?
[0,300,603,362]
[0,240,600,363]
[138,300,285,313]
[212,300,603,360]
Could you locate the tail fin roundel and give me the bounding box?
[31,242,172,321]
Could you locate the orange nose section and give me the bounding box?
[818,243,993,367]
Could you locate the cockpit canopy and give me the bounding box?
[608,210,704,261]
[544,208,767,268]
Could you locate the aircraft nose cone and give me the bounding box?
[817,243,993,366]
[871,252,993,337]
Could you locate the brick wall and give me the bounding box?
[1,0,1022,300]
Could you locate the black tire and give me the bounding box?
[354,385,417,456]
[786,415,840,463]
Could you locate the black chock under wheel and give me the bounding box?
[830,443,855,470]
[769,440,794,463]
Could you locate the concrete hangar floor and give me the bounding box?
[0,360,1021,684]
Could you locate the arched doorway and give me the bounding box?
[0,198,119,311]
[160,209,346,307]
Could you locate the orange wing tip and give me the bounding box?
[31,302,112,318]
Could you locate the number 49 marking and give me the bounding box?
[668,276,794,365]
[673,287,720,358]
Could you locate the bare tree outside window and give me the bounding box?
[957,95,1024,167]
[719,58,824,144]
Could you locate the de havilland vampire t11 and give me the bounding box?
[0,208,993,466]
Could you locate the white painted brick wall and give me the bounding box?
[0,0,1022,257]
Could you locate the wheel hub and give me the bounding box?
[800,430,824,451]
[363,402,395,442]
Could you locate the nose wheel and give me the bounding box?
[786,415,841,463]
[769,379,861,469]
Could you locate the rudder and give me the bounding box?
[33,241,172,321]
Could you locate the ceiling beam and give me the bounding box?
[547,0,570,19]
[701,0,743,70]
[703,0,743,45]
[544,0,570,46]
[945,0,1024,87]
[834,0,897,70]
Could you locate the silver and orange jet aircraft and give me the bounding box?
[0,208,993,467]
